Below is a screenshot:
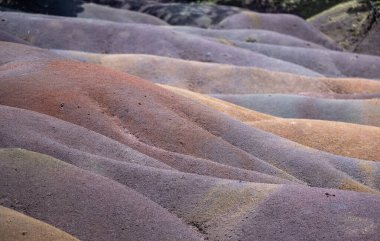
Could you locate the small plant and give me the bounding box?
[358,0,380,20]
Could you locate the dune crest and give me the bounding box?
[1,5,380,240]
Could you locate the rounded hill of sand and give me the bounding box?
[55,50,380,95]
[216,11,339,50]
[250,119,380,162]
[163,85,380,162]
[0,206,79,241]
[0,12,321,76]
[0,148,203,241]
[1,147,380,241]
[214,93,380,127]
[0,6,380,239]
[1,42,380,195]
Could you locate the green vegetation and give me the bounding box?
[359,0,380,19]
[195,0,379,18]
[192,1,352,18]
[0,0,378,19]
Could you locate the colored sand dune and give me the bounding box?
[0,3,380,240]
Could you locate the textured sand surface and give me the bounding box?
[224,42,380,79]
[1,8,380,241]
[54,50,380,94]
[0,12,321,76]
[1,148,380,241]
[1,42,380,194]
[250,119,380,162]
[78,3,168,25]
[0,148,203,241]
[56,41,380,79]
[162,85,380,162]
[0,206,79,241]
[163,26,325,48]
[214,94,380,127]
[355,21,380,56]
[217,11,339,50]
[0,104,286,185]
[0,29,30,45]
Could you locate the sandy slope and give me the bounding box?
[163,25,325,48]
[1,147,380,241]
[223,42,380,79]
[217,11,339,50]
[0,29,30,45]
[0,12,320,76]
[0,36,380,241]
[250,119,380,162]
[0,148,203,241]
[213,93,380,127]
[0,104,286,185]
[162,85,380,162]
[1,42,379,193]
[0,10,379,239]
[53,50,380,94]
[0,206,79,241]
[78,3,168,25]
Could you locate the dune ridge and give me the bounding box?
[54,50,380,95]
[0,6,379,241]
[161,85,380,162]
[1,42,380,193]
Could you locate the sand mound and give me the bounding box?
[78,3,168,25]
[216,11,339,50]
[55,50,380,94]
[159,85,273,122]
[163,25,324,49]
[0,104,287,185]
[224,42,380,79]
[0,206,79,241]
[214,94,380,127]
[356,22,380,56]
[4,108,380,240]
[1,4,380,240]
[0,12,321,76]
[0,43,296,183]
[298,92,380,99]
[0,148,203,241]
[250,119,380,162]
[0,29,30,45]
[1,42,380,193]
[161,26,380,78]
[1,148,380,241]
[162,85,380,162]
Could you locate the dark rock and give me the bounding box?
[83,0,148,10]
[140,3,241,27]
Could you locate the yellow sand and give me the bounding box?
[0,205,79,241]
[162,85,380,162]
